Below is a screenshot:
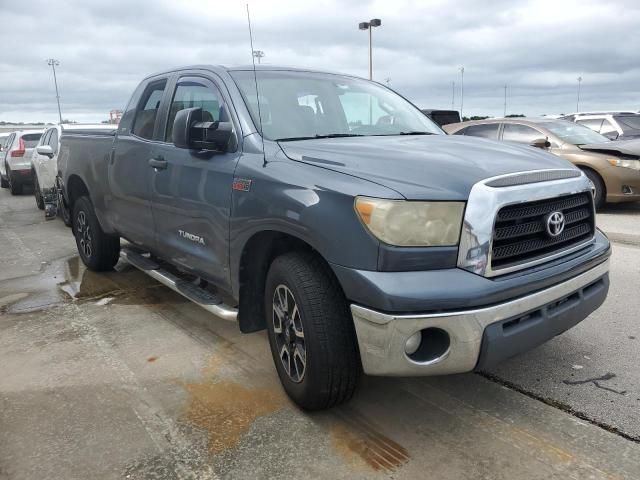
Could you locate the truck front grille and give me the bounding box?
[491,192,595,270]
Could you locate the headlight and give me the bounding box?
[608,158,640,170]
[354,197,465,246]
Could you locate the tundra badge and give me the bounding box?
[178,230,206,245]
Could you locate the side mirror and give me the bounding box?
[172,107,233,152]
[603,131,619,140]
[530,138,551,149]
[36,145,54,157]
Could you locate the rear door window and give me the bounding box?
[502,124,542,144]
[459,123,499,139]
[576,118,604,132]
[132,80,167,140]
[599,119,618,135]
[22,133,42,148]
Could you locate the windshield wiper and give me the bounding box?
[397,131,435,135]
[370,131,435,137]
[276,133,364,142]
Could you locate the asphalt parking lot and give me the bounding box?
[1,189,639,479]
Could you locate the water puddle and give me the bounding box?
[0,255,180,314]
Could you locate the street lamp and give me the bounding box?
[576,76,583,112]
[358,18,382,80]
[252,50,265,64]
[47,59,63,124]
[503,84,507,117]
[459,66,465,119]
[451,81,455,110]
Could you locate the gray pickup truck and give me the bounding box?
[59,65,611,410]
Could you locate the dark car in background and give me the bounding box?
[421,109,461,127]
[444,117,640,208]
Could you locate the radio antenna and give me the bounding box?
[246,4,266,165]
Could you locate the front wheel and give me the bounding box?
[582,168,605,209]
[265,252,361,410]
[34,173,44,210]
[73,196,120,271]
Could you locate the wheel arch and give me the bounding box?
[235,229,343,334]
[576,165,607,200]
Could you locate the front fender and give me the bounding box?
[228,149,401,297]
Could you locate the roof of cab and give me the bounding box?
[142,64,366,82]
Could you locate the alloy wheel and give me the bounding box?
[272,284,306,383]
[76,211,92,258]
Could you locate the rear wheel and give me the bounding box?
[582,168,605,209]
[7,166,22,195]
[57,185,72,227]
[34,173,44,210]
[264,252,361,410]
[0,174,7,188]
[73,196,120,271]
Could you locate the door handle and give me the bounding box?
[148,156,168,170]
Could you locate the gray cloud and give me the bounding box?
[0,0,638,123]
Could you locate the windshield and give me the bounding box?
[539,121,609,145]
[615,115,640,131]
[230,70,442,141]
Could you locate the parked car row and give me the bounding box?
[444,116,640,208]
[1,124,115,222]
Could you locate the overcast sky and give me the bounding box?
[0,0,638,123]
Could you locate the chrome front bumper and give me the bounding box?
[350,259,609,376]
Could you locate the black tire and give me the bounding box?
[34,173,44,210]
[264,252,361,410]
[57,189,72,227]
[0,174,7,188]
[72,196,120,271]
[7,165,22,195]
[582,168,605,209]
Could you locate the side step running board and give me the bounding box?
[120,247,238,322]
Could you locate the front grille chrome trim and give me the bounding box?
[457,169,595,278]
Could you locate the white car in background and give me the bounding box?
[31,123,117,221]
[1,130,44,194]
[560,112,640,141]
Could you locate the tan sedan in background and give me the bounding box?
[444,118,640,208]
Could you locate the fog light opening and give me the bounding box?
[406,327,450,364]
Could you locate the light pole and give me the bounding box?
[451,81,455,110]
[459,66,465,119]
[576,76,583,112]
[503,84,507,117]
[252,50,265,64]
[47,59,63,124]
[358,18,381,80]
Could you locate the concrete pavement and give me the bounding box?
[1,190,639,479]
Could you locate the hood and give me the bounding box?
[579,138,640,158]
[279,134,575,200]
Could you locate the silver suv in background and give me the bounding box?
[31,123,116,221]
[563,113,640,141]
[1,130,43,194]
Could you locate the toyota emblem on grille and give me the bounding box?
[545,211,565,237]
